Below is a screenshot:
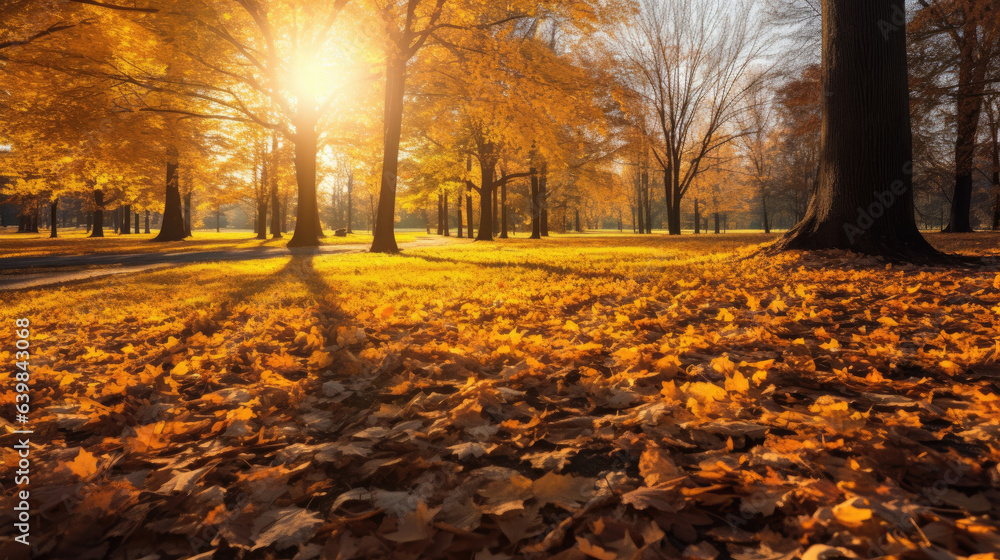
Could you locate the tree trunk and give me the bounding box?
[762,195,770,234]
[257,200,268,240]
[288,112,323,247]
[437,192,443,235]
[476,165,496,241]
[466,190,473,238]
[371,56,406,253]
[270,135,282,239]
[183,193,192,237]
[90,189,105,238]
[694,198,700,234]
[714,212,720,234]
[492,188,499,235]
[530,166,541,239]
[540,170,549,236]
[992,133,1000,230]
[443,192,450,236]
[424,207,431,234]
[456,188,464,238]
[574,208,581,232]
[643,171,652,233]
[346,173,354,234]
[134,212,140,234]
[144,210,150,233]
[943,29,986,233]
[636,172,645,234]
[122,204,131,235]
[153,150,187,242]
[49,199,57,238]
[499,182,508,238]
[776,0,937,259]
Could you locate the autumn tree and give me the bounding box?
[776,0,939,258]
[614,0,770,235]
[911,0,1000,232]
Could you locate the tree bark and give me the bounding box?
[122,204,131,235]
[943,25,986,233]
[371,56,407,253]
[492,188,499,235]
[694,198,700,234]
[183,192,192,237]
[466,189,473,238]
[288,111,323,247]
[49,199,57,238]
[154,150,187,242]
[539,169,549,236]
[270,135,282,239]
[437,192,443,235]
[499,182,508,238]
[476,164,496,241]
[530,166,541,239]
[776,0,938,259]
[443,191,450,236]
[456,188,464,238]
[90,189,105,238]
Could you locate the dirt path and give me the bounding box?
[0,236,458,291]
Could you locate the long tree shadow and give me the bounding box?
[395,249,689,282]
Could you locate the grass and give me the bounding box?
[2,232,999,558]
[0,228,423,260]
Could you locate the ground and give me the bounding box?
[1,232,999,559]
[0,229,421,260]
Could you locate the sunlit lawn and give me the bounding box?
[0,227,422,259]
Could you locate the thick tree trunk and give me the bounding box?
[476,165,496,241]
[144,210,150,234]
[371,56,406,253]
[714,212,721,234]
[777,0,937,258]
[500,183,508,238]
[694,198,700,234]
[122,204,131,235]
[49,199,57,238]
[424,208,431,234]
[153,151,187,242]
[530,167,541,239]
[288,113,323,247]
[90,190,105,238]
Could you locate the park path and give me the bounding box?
[0,235,458,291]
